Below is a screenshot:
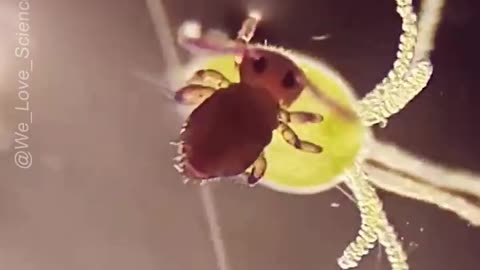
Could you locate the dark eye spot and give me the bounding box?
[282,70,297,88]
[252,56,267,73]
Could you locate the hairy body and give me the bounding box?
[180,84,279,179]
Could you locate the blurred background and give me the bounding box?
[0,0,479,269]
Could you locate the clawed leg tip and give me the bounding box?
[247,182,258,188]
[308,148,323,154]
[246,175,261,187]
[314,114,324,122]
[304,114,324,124]
[300,141,323,153]
[173,92,186,104]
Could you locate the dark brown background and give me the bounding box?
[0,0,479,269]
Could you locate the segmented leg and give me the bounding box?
[175,69,231,105]
[247,152,267,186]
[174,85,217,105]
[187,69,230,89]
[277,122,323,153]
[237,10,261,44]
[235,11,261,65]
[279,108,324,124]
